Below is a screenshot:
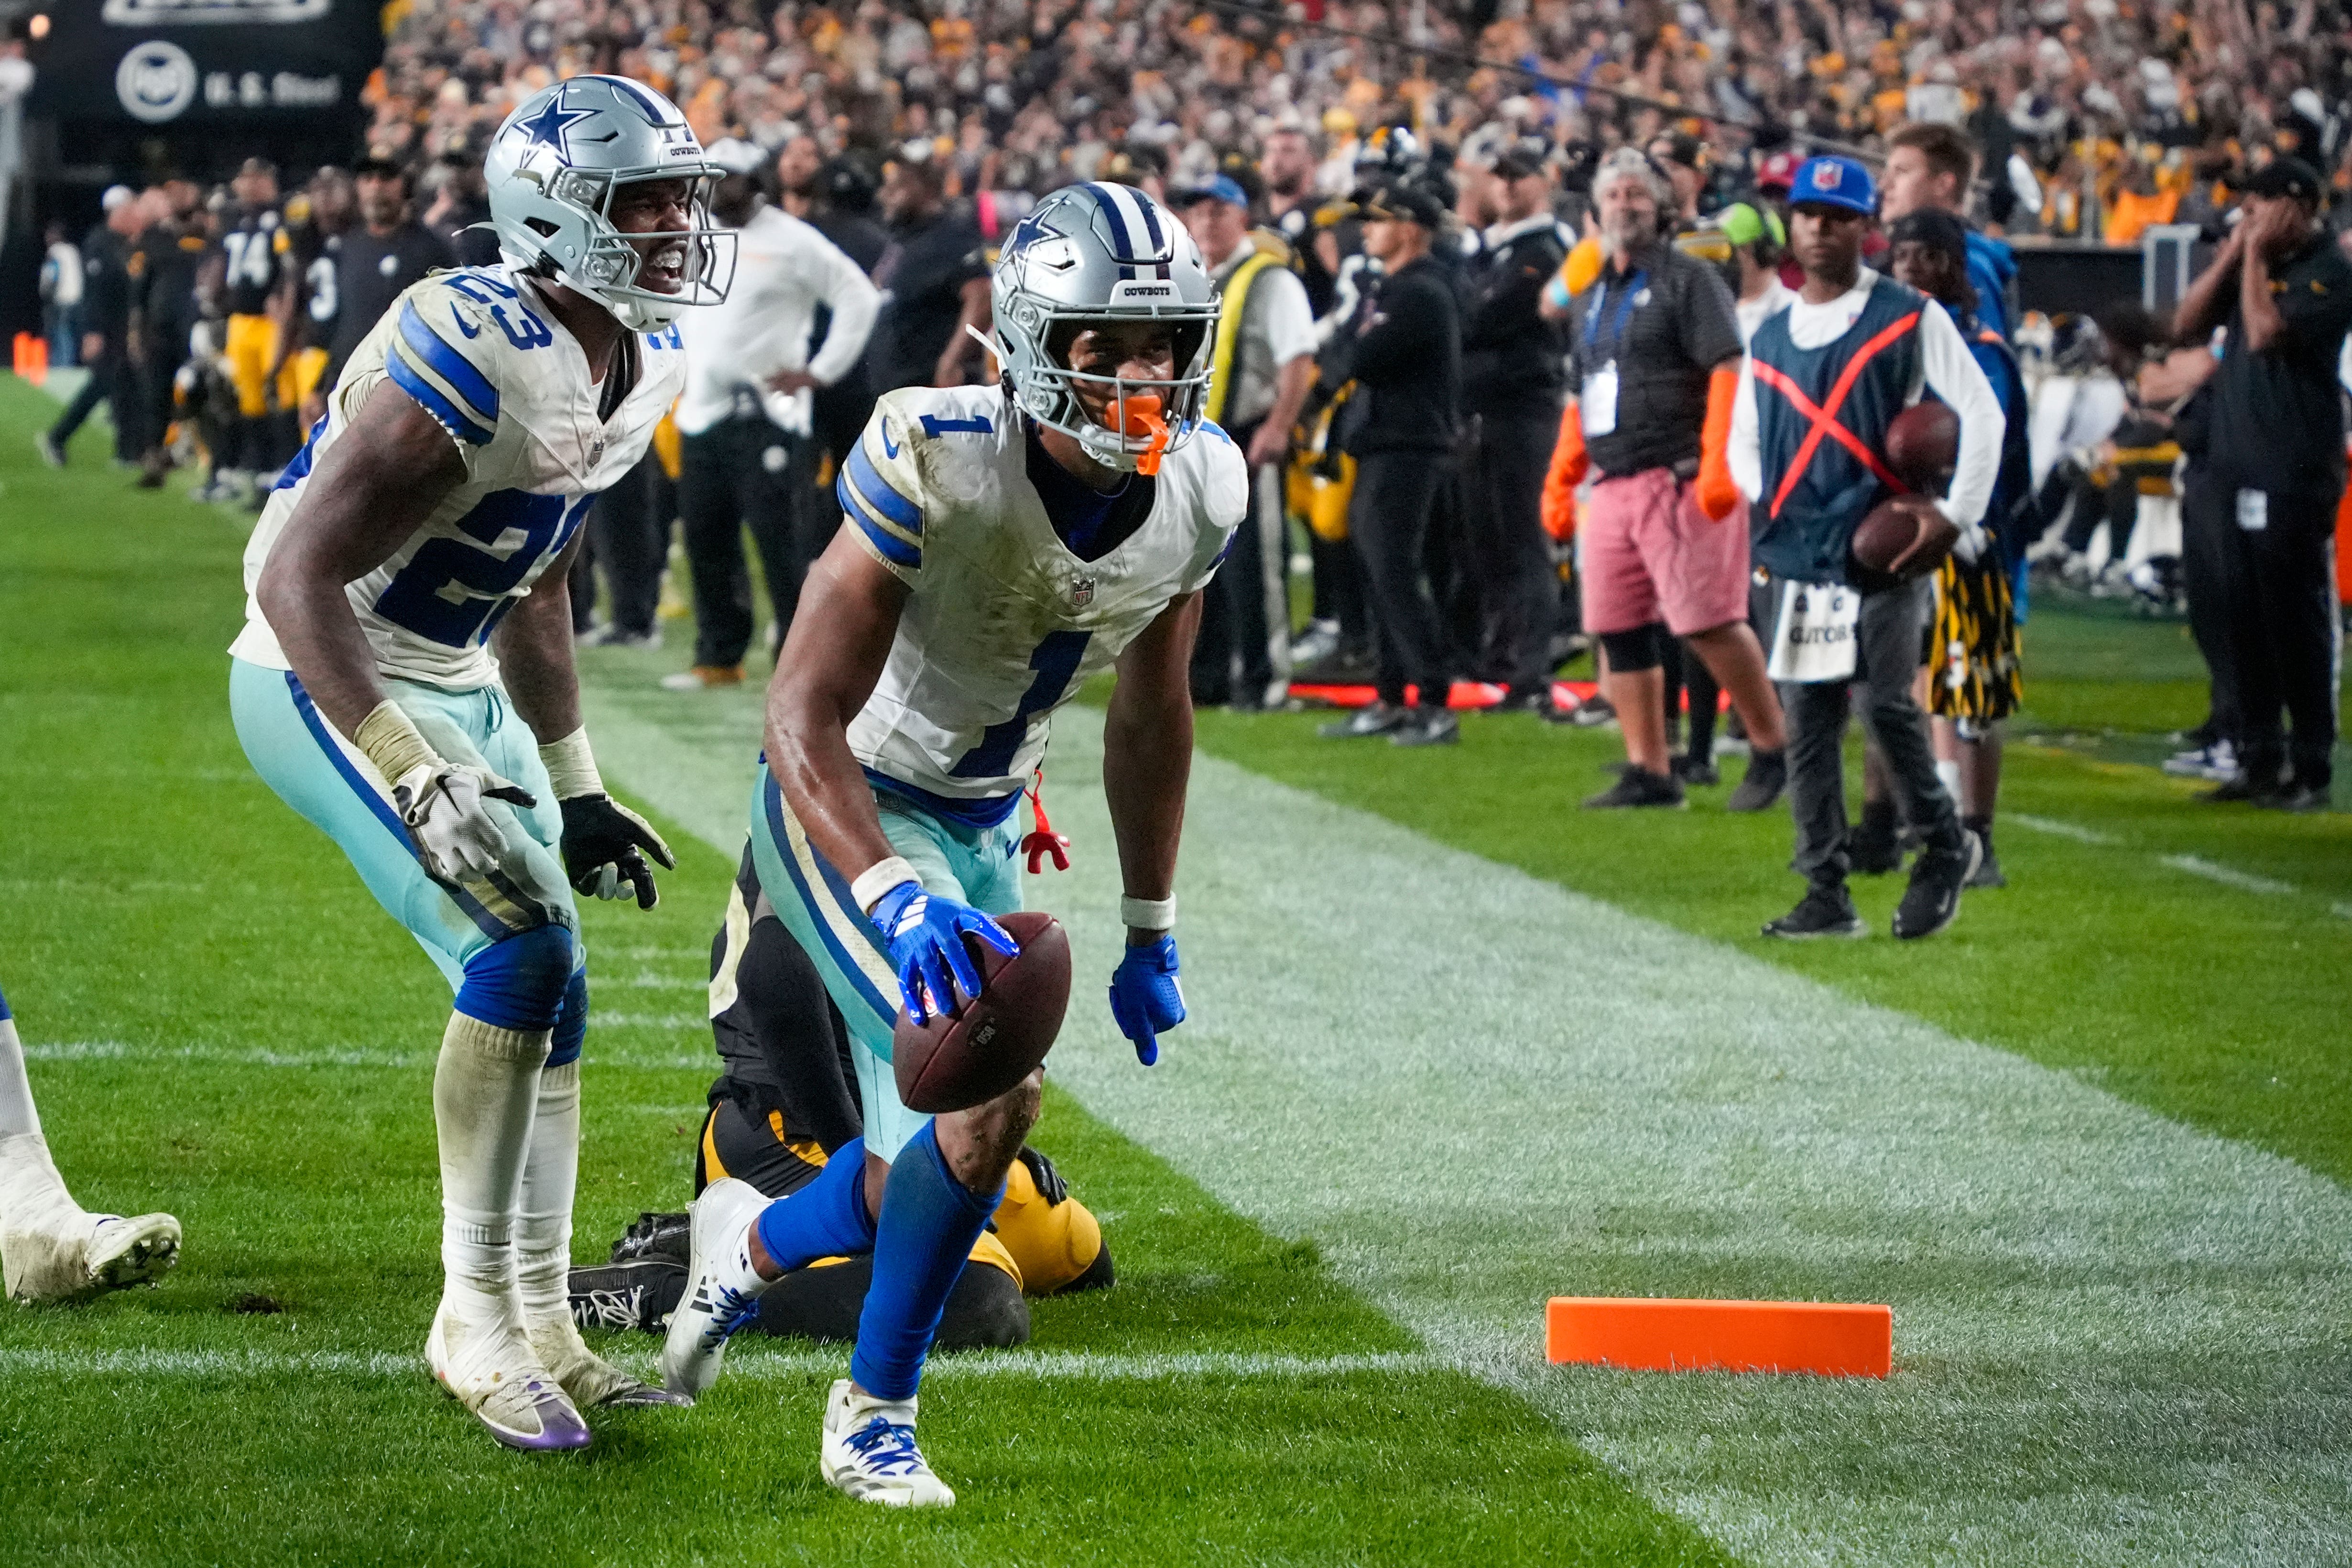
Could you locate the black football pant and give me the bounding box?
[1349,450,1455,707]
[2210,478,2342,791]
[47,344,145,461]
[1779,577,1964,888]
[583,451,669,638]
[1189,419,1290,707]
[679,417,816,669]
[2180,471,2246,748]
[1465,408,1561,695]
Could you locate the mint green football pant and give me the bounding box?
[746,760,1023,1160]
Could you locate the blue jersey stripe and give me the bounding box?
[838,471,921,567]
[862,767,1024,830]
[760,773,896,1026]
[396,301,500,424]
[386,353,495,446]
[845,438,924,532]
[283,673,509,941]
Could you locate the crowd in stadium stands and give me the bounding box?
[29,0,2352,864]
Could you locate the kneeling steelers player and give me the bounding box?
[567,842,1112,1343]
[657,180,1244,1508]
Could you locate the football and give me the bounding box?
[892,910,1073,1114]
[1884,401,1960,495]
[1850,494,1960,584]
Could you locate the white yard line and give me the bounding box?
[2008,816,2347,914]
[584,675,2352,1566]
[21,1040,714,1072]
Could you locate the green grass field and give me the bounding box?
[4,374,2349,1565]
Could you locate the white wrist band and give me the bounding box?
[852,857,920,915]
[536,727,603,801]
[1120,895,1176,931]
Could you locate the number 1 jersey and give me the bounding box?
[230,265,683,690]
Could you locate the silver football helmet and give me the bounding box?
[989,182,1219,471]
[483,75,735,331]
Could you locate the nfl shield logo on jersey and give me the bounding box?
[1069,577,1096,609]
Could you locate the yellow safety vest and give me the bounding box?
[1204,250,1279,427]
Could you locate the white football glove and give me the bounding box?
[391,763,537,882]
[1951,519,1988,565]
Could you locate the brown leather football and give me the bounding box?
[1884,401,1960,495]
[891,910,1072,1115]
[1850,495,1960,584]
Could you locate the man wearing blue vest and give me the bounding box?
[1727,156,2005,940]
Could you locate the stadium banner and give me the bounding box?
[26,0,387,125]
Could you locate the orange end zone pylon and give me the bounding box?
[1546,1297,1892,1378]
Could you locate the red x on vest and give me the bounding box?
[1751,311,1920,518]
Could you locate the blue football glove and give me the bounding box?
[1108,934,1185,1067]
[867,880,1018,1024]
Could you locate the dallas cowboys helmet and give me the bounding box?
[483,75,735,331]
[989,182,1219,471]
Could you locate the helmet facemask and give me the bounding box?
[524,167,738,331]
[1002,308,1214,474]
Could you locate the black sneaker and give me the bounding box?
[1391,705,1460,747]
[1673,755,1720,787]
[2258,783,2331,813]
[568,1259,687,1334]
[1319,700,1408,739]
[1893,832,1982,940]
[1567,694,1618,728]
[1762,884,1866,938]
[609,1210,691,1266]
[1725,748,1787,813]
[1582,767,1686,809]
[1965,845,2008,888]
[2197,774,2282,805]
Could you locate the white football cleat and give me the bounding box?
[819,1378,954,1508]
[0,1133,181,1303]
[658,1176,773,1400]
[427,1300,591,1451]
[529,1315,690,1408]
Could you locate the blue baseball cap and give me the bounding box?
[1176,174,1251,210]
[1788,155,1877,217]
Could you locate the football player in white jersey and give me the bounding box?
[226,76,735,1452]
[659,181,1244,1504]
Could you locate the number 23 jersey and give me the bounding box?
[839,384,1247,804]
[230,265,683,690]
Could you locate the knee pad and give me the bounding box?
[548,965,588,1069]
[455,924,577,1034]
[1599,624,1665,672]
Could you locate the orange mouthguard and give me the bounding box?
[1115,393,1171,475]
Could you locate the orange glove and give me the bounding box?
[1695,366,1742,522]
[1542,398,1588,543]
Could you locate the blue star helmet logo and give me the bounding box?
[1005,205,1066,256]
[514,88,599,161]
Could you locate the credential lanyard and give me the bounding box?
[1586,268,1647,360]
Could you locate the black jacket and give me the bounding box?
[1340,253,1461,456]
[1461,218,1566,414]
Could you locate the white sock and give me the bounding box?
[0,1012,45,1141]
[713,1210,774,1302]
[434,1013,549,1323]
[515,1060,578,1329]
[1935,758,1963,802]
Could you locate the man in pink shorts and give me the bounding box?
[1556,149,1788,810]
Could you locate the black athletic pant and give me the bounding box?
[588,451,669,638]
[1309,529,1370,654]
[1779,578,1963,887]
[47,344,143,460]
[2179,471,2246,747]
[2212,479,2342,791]
[1466,408,1561,695]
[1348,449,1455,707]
[679,415,814,669]
[1189,419,1289,707]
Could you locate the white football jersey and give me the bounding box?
[840,385,1247,805]
[230,264,684,690]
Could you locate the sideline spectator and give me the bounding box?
[1731,155,2004,940]
[1888,209,2033,889]
[1879,123,2017,341]
[1559,149,1787,810]
[669,139,882,692]
[39,187,142,469]
[39,220,80,368]
[323,158,454,401]
[1318,178,1463,749]
[130,181,205,490]
[1178,174,1316,711]
[867,147,990,394]
[1460,145,1568,711]
[2170,157,2352,811]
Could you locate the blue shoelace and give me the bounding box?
[843,1416,926,1475]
